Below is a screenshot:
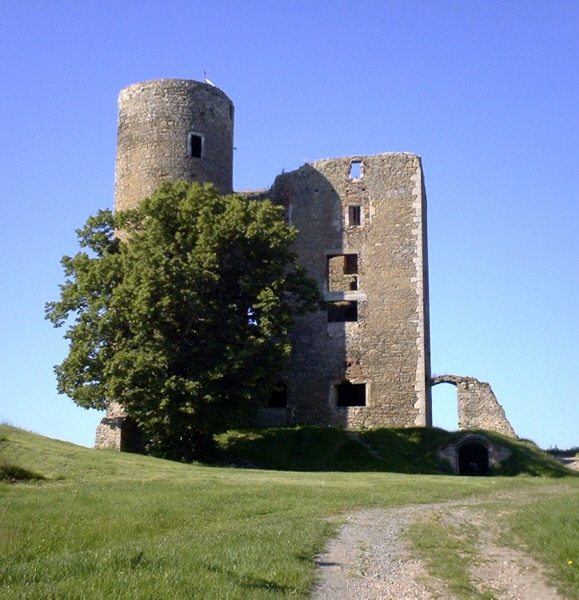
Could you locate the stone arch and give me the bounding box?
[437,433,512,475]
[431,375,516,437]
[431,380,459,430]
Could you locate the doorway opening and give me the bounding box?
[431,382,458,431]
[458,441,489,476]
[120,418,144,453]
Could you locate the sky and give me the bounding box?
[0,1,577,451]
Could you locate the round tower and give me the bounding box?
[115,79,234,211]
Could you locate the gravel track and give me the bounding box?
[310,499,565,599]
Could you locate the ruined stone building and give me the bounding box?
[96,79,515,450]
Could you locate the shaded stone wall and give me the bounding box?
[431,375,516,437]
[261,153,432,428]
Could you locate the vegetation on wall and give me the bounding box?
[45,182,321,461]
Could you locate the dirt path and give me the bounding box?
[310,497,565,600]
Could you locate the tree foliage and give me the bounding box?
[46,182,321,460]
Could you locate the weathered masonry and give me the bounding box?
[95,78,516,449]
[259,154,432,429]
[115,79,234,213]
[431,375,516,437]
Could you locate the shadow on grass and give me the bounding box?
[214,426,576,477]
[0,432,46,482]
[202,561,297,594]
[0,461,45,482]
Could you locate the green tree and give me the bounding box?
[46,182,321,460]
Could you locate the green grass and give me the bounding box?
[407,514,493,599]
[509,491,579,599]
[1,424,577,599]
[0,430,46,482]
[215,426,572,476]
[406,489,579,600]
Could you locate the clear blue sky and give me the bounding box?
[1,1,577,450]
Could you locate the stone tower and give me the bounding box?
[96,78,235,450]
[114,78,234,212]
[96,79,439,451]
[259,154,432,428]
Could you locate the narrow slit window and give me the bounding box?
[349,160,362,179]
[348,205,362,227]
[188,133,203,158]
[336,381,366,407]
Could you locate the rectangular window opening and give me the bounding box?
[337,381,366,407]
[267,383,287,408]
[328,301,358,322]
[348,205,362,227]
[188,133,203,158]
[349,160,362,180]
[328,255,358,292]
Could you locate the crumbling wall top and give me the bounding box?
[431,374,516,438]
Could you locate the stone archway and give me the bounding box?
[431,382,459,430]
[430,375,516,437]
[437,433,512,475]
[458,439,489,475]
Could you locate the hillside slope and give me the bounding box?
[0,425,577,599]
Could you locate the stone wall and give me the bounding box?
[431,375,516,437]
[94,402,126,449]
[259,153,432,428]
[115,79,234,212]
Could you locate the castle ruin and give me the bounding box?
[95,79,515,451]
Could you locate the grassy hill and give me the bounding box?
[214,426,571,476]
[1,425,577,599]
